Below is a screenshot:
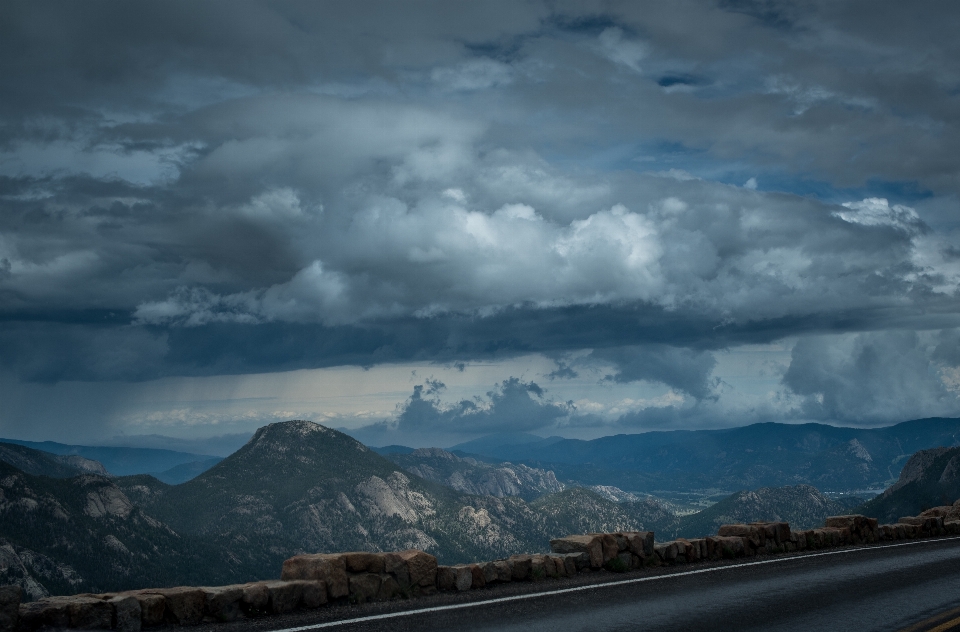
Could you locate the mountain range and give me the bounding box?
[0,439,222,484]
[4,418,960,601]
[0,421,673,599]
[434,418,960,493]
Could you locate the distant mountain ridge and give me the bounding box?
[0,438,222,483]
[0,443,109,479]
[447,418,960,492]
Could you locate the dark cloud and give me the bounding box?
[1,0,959,435]
[782,330,960,424]
[594,345,719,400]
[397,377,569,435]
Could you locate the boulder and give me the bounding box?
[201,585,243,622]
[281,553,349,599]
[621,532,655,557]
[19,595,112,630]
[347,574,381,604]
[377,575,401,601]
[147,587,205,626]
[508,555,533,580]
[554,553,583,575]
[437,566,473,592]
[469,564,486,589]
[109,595,141,632]
[18,598,70,630]
[437,566,472,591]
[654,542,679,563]
[266,581,310,614]
[706,535,745,559]
[0,585,20,632]
[718,524,761,548]
[546,555,568,577]
[480,562,499,584]
[127,592,165,627]
[588,534,619,564]
[529,555,549,580]
[437,566,457,592]
[550,535,603,568]
[383,550,437,592]
[344,552,386,574]
[240,583,270,615]
[493,560,513,582]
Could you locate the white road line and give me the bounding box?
[269,536,960,631]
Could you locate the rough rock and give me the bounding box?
[508,555,533,580]
[127,592,164,627]
[201,585,243,622]
[19,595,112,630]
[0,585,20,632]
[109,595,141,632]
[281,553,349,599]
[239,583,269,614]
[147,587,205,626]
[550,535,603,568]
[383,550,437,591]
[344,552,385,574]
[347,574,381,604]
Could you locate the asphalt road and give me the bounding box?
[219,537,960,632]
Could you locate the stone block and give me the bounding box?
[707,536,745,559]
[469,564,485,589]
[240,583,270,614]
[267,581,307,614]
[529,555,547,580]
[377,575,400,601]
[0,585,20,632]
[437,566,457,591]
[591,534,619,563]
[508,555,533,580]
[383,550,437,591]
[281,553,349,599]
[654,542,678,562]
[201,585,243,622]
[299,581,328,608]
[453,566,473,591]
[550,535,603,568]
[18,599,70,630]
[149,587,205,626]
[127,592,165,627]
[19,595,113,630]
[109,595,141,632]
[480,562,499,584]
[344,552,385,574]
[718,524,761,548]
[556,553,583,575]
[494,560,512,582]
[347,574,381,604]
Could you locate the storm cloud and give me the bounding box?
[2,1,960,439]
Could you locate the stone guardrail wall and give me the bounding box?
[3,501,960,632]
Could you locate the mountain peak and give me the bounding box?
[243,420,368,454]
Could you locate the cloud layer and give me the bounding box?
[3,1,960,437]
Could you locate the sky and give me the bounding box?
[2,0,960,450]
